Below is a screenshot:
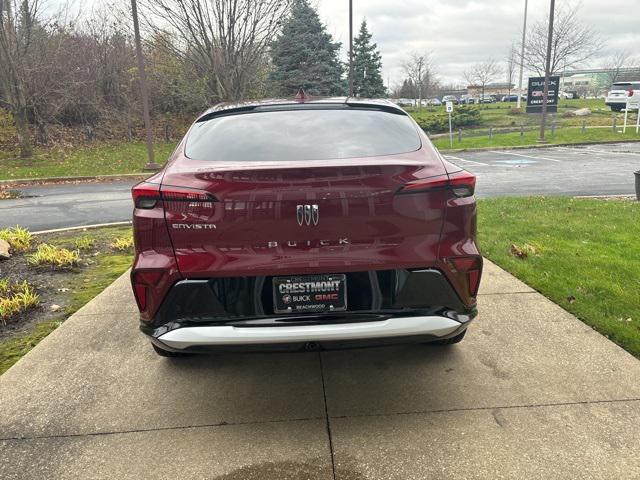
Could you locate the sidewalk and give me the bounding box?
[1,260,639,479]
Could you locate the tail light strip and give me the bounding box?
[132,182,217,209]
[397,170,476,198]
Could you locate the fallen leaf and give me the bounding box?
[509,244,527,259]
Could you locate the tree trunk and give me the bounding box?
[1,0,33,157]
[13,102,32,158]
[36,120,49,146]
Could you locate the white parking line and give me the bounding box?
[443,155,490,166]
[562,147,640,157]
[489,150,561,162]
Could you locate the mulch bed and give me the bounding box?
[0,251,72,340]
[0,231,129,341]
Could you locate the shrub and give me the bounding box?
[412,106,481,134]
[74,236,95,250]
[0,226,34,252]
[0,278,9,296]
[28,244,79,268]
[509,108,524,115]
[0,280,39,325]
[110,235,134,251]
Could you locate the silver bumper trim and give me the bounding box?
[157,316,461,349]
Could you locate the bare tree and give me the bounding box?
[506,44,518,98]
[521,2,601,76]
[0,0,40,157]
[139,0,290,103]
[602,50,634,86]
[402,52,436,108]
[464,60,501,103]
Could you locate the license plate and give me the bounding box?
[273,274,347,314]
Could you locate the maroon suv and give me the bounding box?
[131,97,482,356]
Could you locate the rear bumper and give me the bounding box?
[158,314,466,347]
[138,267,479,352]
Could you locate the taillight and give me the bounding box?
[446,256,482,297]
[132,182,217,213]
[132,182,161,209]
[131,270,165,311]
[628,89,634,97]
[161,185,217,216]
[398,170,476,197]
[448,170,476,197]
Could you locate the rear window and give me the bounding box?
[612,82,640,90]
[185,108,422,162]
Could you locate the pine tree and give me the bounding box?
[269,0,344,96]
[352,20,386,98]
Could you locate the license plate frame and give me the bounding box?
[273,274,347,314]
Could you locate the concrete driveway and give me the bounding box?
[1,261,640,479]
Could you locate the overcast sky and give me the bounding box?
[64,0,639,88]
[315,0,639,87]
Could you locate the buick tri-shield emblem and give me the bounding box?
[296,204,319,226]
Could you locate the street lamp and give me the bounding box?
[131,0,160,171]
[348,0,354,97]
[516,0,528,109]
[538,0,556,142]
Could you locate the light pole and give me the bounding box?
[538,0,555,142]
[516,0,528,109]
[348,0,354,97]
[131,0,160,170]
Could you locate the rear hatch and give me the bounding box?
[160,104,450,277]
[161,156,448,277]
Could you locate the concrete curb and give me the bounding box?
[0,173,148,188]
[32,221,133,235]
[438,139,640,154]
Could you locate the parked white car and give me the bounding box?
[605,81,640,111]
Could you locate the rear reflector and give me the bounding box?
[445,256,482,297]
[398,170,476,197]
[131,270,166,312]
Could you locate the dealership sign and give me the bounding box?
[526,76,559,113]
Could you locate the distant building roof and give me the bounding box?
[467,83,515,89]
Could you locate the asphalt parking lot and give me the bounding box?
[444,142,640,198]
[2,262,640,479]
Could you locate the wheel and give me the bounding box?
[432,329,467,345]
[151,342,191,357]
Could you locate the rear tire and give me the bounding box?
[151,342,191,357]
[432,329,467,345]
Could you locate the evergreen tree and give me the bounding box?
[269,0,344,96]
[352,20,386,98]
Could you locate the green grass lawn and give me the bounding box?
[0,226,133,374]
[409,98,633,134]
[433,126,640,151]
[479,197,640,358]
[0,141,177,181]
